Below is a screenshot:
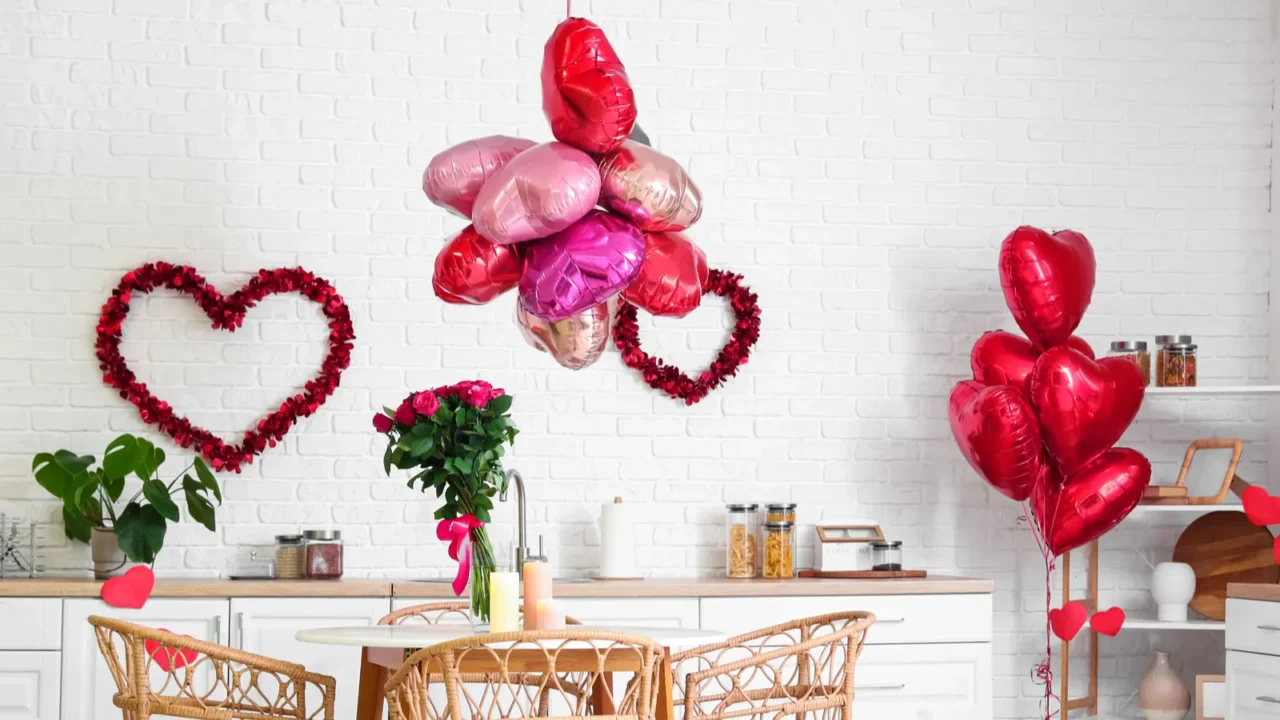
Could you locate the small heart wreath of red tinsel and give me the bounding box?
[95,263,355,473]
[613,269,760,405]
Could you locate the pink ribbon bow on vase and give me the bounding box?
[436,514,483,596]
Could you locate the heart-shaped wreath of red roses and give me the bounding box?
[96,263,355,473]
[613,269,760,405]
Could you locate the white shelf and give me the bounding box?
[1118,613,1224,632]
[1145,385,1280,396]
[1126,503,1243,515]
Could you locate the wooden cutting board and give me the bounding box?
[1172,511,1278,621]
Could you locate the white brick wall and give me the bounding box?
[0,0,1274,716]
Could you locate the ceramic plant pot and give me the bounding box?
[90,528,138,579]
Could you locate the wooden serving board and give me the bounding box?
[1173,511,1278,621]
[797,570,927,579]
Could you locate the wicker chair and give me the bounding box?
[88,615,336,720]
[670,612,874,720]
[385,629,665,720]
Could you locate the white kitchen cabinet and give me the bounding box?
[62,598,229,720]
[561,598,700,629]
[0,651,60,720]
[1227,650,1280,718]
[852,643,991,720]
[699,594,992,645]
[0,600,61,651]
[231,597,390,720]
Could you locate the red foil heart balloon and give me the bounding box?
[948,380,1045,502]
[971,330,1094,388]
[998,226,1096,350]
[1048,601,1088,642]
[541,18,637,154]
[621,231,709,318]
[1028,346,1145,474]
[1032,448,1151,556]
[433,226,524,305]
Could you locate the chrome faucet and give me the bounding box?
[499,469,530,577]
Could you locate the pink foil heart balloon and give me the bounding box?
[948,380,1046,502]
[516,301,610,370]
[541,18,637,154]
[1032,448,1151,556]
[432,226,524,305]
[1028,346,1146,475]
[597,140,702,232]
[971,330,1094,388]
[999,226,1096,350]
[471,142,601,246]
[422,135,536,219]
[621,231,709,318]
[519,210,644,322]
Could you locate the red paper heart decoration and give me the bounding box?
[96,263,355,473]
[145,629,200,671]
[1028,347,1146,475]
[1032,448,1151,556]
[101,566,155,609]
[998,226,1096,350]
[613,269,759,405]
[971,330,1094,388]
[541,17,637,154]
[948,380,1045,502]
[1243,486,1280,526]
[1090,607,1125,637]
[1048,601,1088,641]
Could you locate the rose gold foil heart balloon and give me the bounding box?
[432,225,524,305]
[471,142,601,246]
[516,301,610,370]
[422,136,537,219]
[597,140,702,232]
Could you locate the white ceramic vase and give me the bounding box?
[1151,562,1196,622]
[1138,650,1190,720]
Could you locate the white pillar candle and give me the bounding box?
[536,599,566,630]
[489,571,520,633]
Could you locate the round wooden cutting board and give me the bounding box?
[1172,511,1278,621]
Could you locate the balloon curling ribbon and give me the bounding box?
[1023,501,1059,720]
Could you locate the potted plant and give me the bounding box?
[32,433,222,577]
[373,380,517,624]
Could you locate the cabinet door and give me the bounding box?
[561,598,700,629]
[62,598,229,720]
[231,597,390,720]
[850,643,991,720]
[1228,649,1280,718]
[0,651,60,720]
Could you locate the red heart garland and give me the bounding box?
[145,629,200,671]
[1243,486,1280,526]
[613,269,760,405]
[96,263,355,473]
[1090,607,1125,637]
[101,566,155,609]
[1048,601,1088,641]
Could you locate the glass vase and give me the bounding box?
[466,525,496,631]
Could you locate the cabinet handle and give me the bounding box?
[1257,696,1280,704]
[876,618,905,624]
[1258,625,1280,631]
[237,612,246,649]
[856,683,906,691]
[212,616,221,643]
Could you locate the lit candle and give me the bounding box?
[523,558,553,630]
[489,571,519,633]
[536,599,566,630]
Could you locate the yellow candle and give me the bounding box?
[489,571,519,633]
[536,599,566,630]
[523,559,553,630]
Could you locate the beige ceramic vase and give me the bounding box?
[1138,650,1190,720]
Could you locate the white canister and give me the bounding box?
[599,497,637,579]
[1151,561,1196,622]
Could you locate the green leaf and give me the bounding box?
[192,457,221,504]
[115,503,167,564]
[62,505,93,543]
[382,445,393,476]
[455,455,473,475]
[474,495,493,511]
[474,507,491,523]
[33,453,71,499]
[102,471,125,502]
[183,476,217,532]
[434,407,453,425]
[487,394,513,415]
[70,470,101,510]
[455,409,466,427]
[410,435,434,456]
[103,435,139,482]
[134,437,159,482]
[143,479,180,522]
[52,450,95,477]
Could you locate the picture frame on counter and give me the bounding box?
[1195,674,1225,720]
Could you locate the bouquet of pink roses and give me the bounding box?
[374,380,517,622]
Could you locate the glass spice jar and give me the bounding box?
[764,503,796,524]
[304,530,344,579]
[871,540,903,571]
[725,504,759,579]
[274,534,304,579]
[762,521,795,579]
[1107,341,1150,386]
[1154,335,1191,388]
[1163,343,1197,387]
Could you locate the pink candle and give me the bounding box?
[523,558,552,630]
[536,599,566,630]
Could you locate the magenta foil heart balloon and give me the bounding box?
[519,210,644,321]
[471,142,601,246]
[422,135,536,219]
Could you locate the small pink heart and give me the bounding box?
[144,629,199,671]
[100,566,154,609]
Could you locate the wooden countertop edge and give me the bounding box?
[1227,582,1280,602]
[0,579,394,597]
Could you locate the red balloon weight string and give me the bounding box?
[1023,501,1059,720]
[566,0,571,17]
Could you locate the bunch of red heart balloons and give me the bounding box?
[948,226,1152,556]
[423,17,712,371]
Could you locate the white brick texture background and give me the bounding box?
[0,0,1275,716]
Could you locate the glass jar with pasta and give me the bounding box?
[764,503,796,524]
[762,521,795,579]
[725,503,759,579]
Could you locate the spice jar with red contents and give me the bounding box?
[304,530,344,579]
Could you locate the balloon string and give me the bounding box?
[1023,501,1059,720]
[566,0,571,17]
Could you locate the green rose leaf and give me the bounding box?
[486,395,513,415]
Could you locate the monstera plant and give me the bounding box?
[32,433,222,564]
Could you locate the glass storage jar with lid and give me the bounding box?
[1163,343,1197,387]
[764,503,796,523]
[761,521,795,579]
[274,534,304,579]
[1107,341,1150,386]
[304,530,343,579]
[725,504,759,579]
[871,540,903,571]
[1154,335,1192,387]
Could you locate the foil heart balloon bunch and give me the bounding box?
[948,226,1151,556]
[423,17,712,371]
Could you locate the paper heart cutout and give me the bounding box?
[1089,607,1125,637]
[101,566,155,609]
[1028,347,1146,474]
[145,629,200,671]
[999,226,1096,350]
[1243,486,1280,526]
[541,17,637,154]
[970,330,1094,389]
[614,269,760,405]
[1048,601,1088,641]
[96,263,354,473]
[519,210,644,322]
[1032,448,1151,556]
[947,380,1045,502]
